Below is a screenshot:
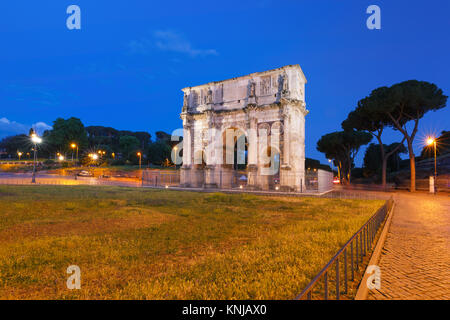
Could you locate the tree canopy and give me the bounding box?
[44,117,88,154]
[0,134,32,155]
[119,135,140,160]
[342,86,405,187]
[342,80,447,190]
[317,130,372,183]
[381,81,446,191]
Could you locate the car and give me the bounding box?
[77,170,93,177]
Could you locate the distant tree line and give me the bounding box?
[0,117,181,167]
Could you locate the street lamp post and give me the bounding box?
[30,133,42,183]
[71,143,78,163]
[427,137,437,186]
[18,152,23,161]
[328,159,334,173]
[137,152,142,169]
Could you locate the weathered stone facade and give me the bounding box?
[179,65,309,191]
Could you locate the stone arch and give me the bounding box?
[193,149,207,168]
[221,126,248,170]
[271,121,284,135]
[258,122,270,136]
[261,145,281,173]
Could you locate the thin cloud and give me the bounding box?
[127,30,218,57]
[3,85,60,107]
[32,122,52,134]
[0,117,52,138]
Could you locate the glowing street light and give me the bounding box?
[17,151,23,161]
[92,154,99,160]
[31,133,42,144]
[71,143,78,163]
[59,155,65,161]
[427,136,437,187]
[30,133,42,183]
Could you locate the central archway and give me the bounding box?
[220,127,248,188]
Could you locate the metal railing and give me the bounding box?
[142,170,180,187]
[320,191,392,201]
[295,197,394,300]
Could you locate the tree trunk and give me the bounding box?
[376,136,387,189]
[381,157,388,189]
[337,165,341,184]
[348,158,352,184]
[407,139,416,192]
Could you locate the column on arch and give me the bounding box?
[246,116,258,189]
[280,109,294,190]
[180,123,192,186]
[204,124,219,188]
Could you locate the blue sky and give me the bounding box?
[1,0,449,165]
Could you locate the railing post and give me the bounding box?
[307,291,312,300]
[336,258,340,300]
[351,241,354,281]
[370,220,373,245]
[344,248,348,294]
[363,227,366,256]
[366,224,369,250]
[324,272,328,300]
[372,221,376,243]
[355,235,359,269]
[359,231,363,263]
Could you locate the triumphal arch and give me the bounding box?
[179,65,308,191]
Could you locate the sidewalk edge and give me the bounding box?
[355,202,396,300]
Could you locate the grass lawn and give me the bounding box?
[0,185,384,299]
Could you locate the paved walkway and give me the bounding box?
[368,192,450,300]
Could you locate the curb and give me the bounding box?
[355,202,396,300]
